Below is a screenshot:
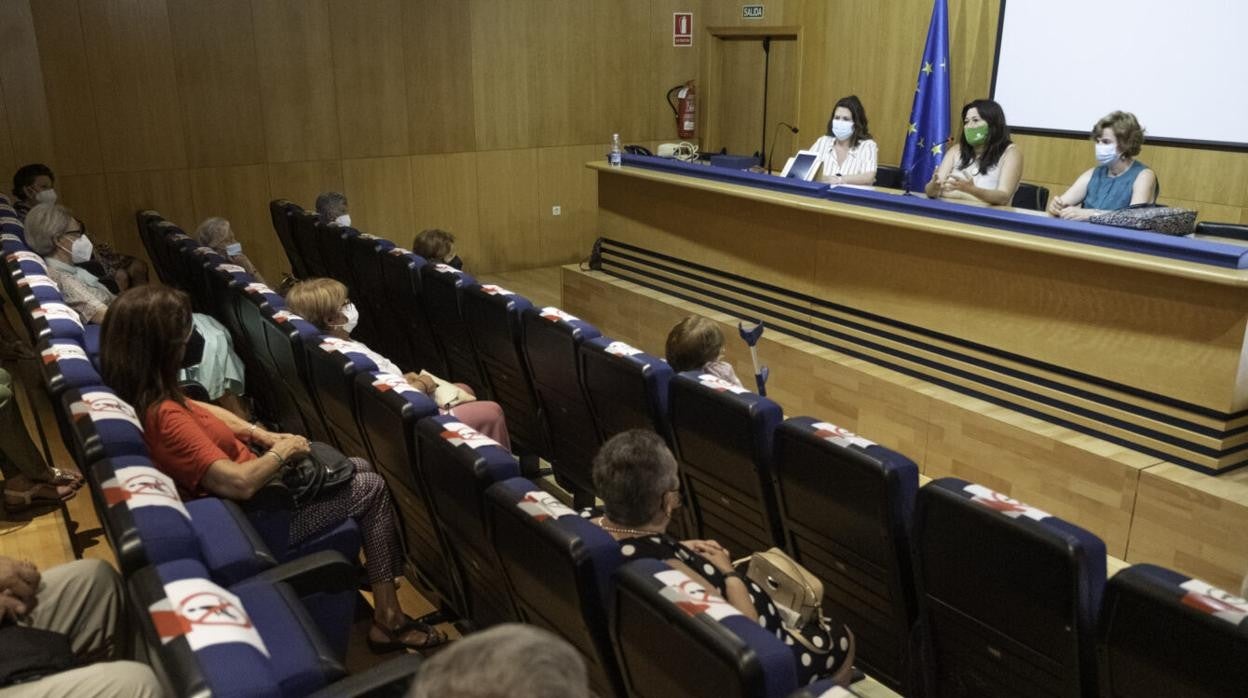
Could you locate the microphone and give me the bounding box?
[766,122,800,174]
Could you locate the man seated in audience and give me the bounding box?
[315,191,351,227]
[411,228,462,270]
[0,556,161,696]
[408,624,588,698]
[10,164,56,220]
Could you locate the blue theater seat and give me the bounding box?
[612,558,799,698]
[302,337,380,456]
[772,417,920,694]
[1099,563,1248,697]
[915,477,1106,697]
[579,335,674,445]
[61,385,148,466]
[668,370,784,558]
[236,285,314,437]
[291,208,326,278]
[485,477,625,697]
[420,263,490,396]
[28,299,87,345]
[461,283,550,464]
[377,247,446,375]
[520,306,603,504]
[37,337,103,460]
[351,372,461,613]
[416,413,521,627]
[345,232,394,353]
[269,199,306,279]
[314,220,356,292]
[260,309,335,443]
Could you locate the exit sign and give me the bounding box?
[742,4,763,19]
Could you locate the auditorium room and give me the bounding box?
[1,0,1246,696]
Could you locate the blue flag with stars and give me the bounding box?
[900,0,950,192]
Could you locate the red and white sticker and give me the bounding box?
[655,569,740,621]
[215,263,245,274]
[963,484,1050,521]
[101,465,190,519]
[479,284,513,296]
[70,391,143,431]
[517,491,577,522]
[434,263,462,275]
[697,373,749,394]
[389,247,411,256]
[31,303,83,329]
[244,282,275,295]
[271,310,301,324]
[811,422,877,450]
[539,307,579,323]
[17,274,58,289]
[149,578,268,657]
[6,250,46,267]
[604,341,642,357]
[41,342,89,364]
[193,246,218,257]
[372,373,419,395]
[1179,579,1248,626]
[439,421,499,449]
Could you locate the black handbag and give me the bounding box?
[280,441,354,506]
[0,625,75,686]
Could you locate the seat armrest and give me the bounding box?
[248,549,358,597]
[308,654,423,698]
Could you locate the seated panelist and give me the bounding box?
[1047,111,1158,220]
[810,95,878,186]
[926,99,1022,206]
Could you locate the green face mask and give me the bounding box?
[964,123,989,146]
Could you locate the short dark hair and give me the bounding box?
[957,99,1012,174]
[314,191,347,225]
[665,316,724,373]
[100,286,194,419]
[412,228,455,260]
[592,430,679,527]
[12,163,54,200]
[827,95,873,148]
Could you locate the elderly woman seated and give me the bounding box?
[285,278,510,448]
[589,430,856,686]
[196,216,265,285]
[26,203,247,416]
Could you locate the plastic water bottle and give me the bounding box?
[609,133,622,167]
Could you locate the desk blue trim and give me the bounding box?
[619,153,832,198]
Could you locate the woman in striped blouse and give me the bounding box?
[810,95,879,186]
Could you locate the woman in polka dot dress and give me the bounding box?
[586,430,856,686]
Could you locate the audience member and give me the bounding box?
[408,624,589,698]
[315,191,351,227]
[810,95,879,186]
[195,217,265,285]
[99,285,447,653]
[589,430,856,685]
[411,228,462,270]
[1,368,82,511]
[0,556,161,696]
[27,204,247,414]
[1048,111,1159,220]
[665,315,744,387]
[10,164,56,220]
[286,278,510,448]
[926,99,1022,206]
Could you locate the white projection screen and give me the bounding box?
[992,0,1248,148]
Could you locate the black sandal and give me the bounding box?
[367,615,450,654]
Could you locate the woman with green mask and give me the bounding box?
[925,99,1022,206]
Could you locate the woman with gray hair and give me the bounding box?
[196,217,264,284]
[407,624,588,698]
[590,430,856,686]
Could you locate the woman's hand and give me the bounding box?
[1047,195,1068,217]
[247,425,280,449]
[1059,206,1096,221]
[684,539,735,574]
[944,176,975,195]
[269,434,311,462]
[405,372,437,395]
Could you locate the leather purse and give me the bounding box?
[0,625,75,686]
[280,441,354,506]
[741,548,831,654]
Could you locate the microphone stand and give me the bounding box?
[766,122,800,175]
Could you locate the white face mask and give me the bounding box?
[60,234,93,264]
[34,188,57,205]
[334,214,351,228]
[831,120,854,141]
[224,242,242,257]
[333,303,359,334]
[1095,142,1119,166]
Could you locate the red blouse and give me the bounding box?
[143,400,252,499]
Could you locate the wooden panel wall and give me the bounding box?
[0,0,1244,285]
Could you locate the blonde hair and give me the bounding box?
[195,217,233,250]
[1094,111,1146,158]
[285,277,348,331]
[24,203,76,256]
[665,316,725,373]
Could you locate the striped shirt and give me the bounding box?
[811,135,879,181]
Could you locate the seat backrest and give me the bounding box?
[1011,182,1051,211]
[420,263,490,396]
[315,221,357,290]
[580,336,674,445]
[416,413,521,627]
[350,372,461,612]
[669,371,784,558]
[290,208,326,278]
[915,477,1106,697]
[377,248,445,375]
[177,244,225,315]
[485,477,626,697]
[344,233,395,354]
[772,417,919,693]
[1098,563,1248,698]
[236,288,313,436]
[269,199,305,278]
[1194,220,1248,241]
[874,165,904,189]
[520,306,603,502]
[135,210,168,284]
[612,557,799,698]
[301,336,381,455]
[61,385,148,468]
[460,283,548,459]
[261,310,334,443]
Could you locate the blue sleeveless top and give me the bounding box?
[1085,160,1157,211]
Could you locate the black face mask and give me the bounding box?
[180,328,205,368]
[447,255,463,270]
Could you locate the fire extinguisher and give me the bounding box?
[667,81,696,140]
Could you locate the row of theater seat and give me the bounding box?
[256,202,1247,697]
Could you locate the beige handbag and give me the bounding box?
[743,547,823,627]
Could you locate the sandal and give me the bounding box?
[367,615,450,654]
[4,481,76,512]
[44,467,84,489]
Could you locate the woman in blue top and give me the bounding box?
[1048,111,1158,220]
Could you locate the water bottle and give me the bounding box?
[609,133,622,168]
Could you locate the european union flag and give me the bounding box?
[900,0,951,192]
